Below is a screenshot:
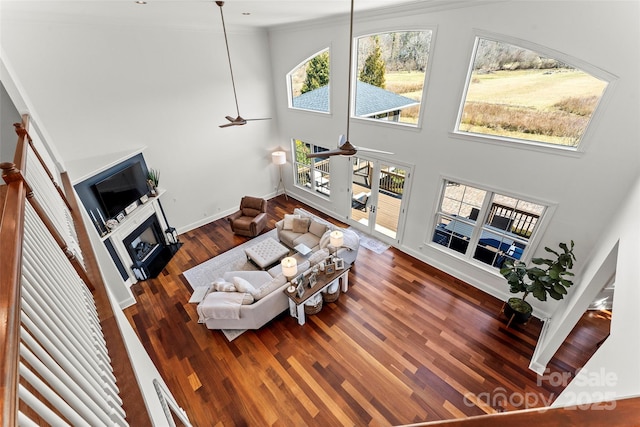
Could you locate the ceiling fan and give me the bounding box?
[216,1,271,128]
[306,0,393,159]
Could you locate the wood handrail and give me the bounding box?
[61,171,153,426]
[406,396,640,426]
[0,126,28,426]
[11,119,29,172]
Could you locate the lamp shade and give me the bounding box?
[281,257,297,278]
[329,230,344,248]
[272,151,286,165]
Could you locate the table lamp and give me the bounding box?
[329,230,344,257]
[282,257,298,292]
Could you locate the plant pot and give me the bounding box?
[504,297,532,325]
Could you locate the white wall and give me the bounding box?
[1,7,282,233]
[269,0,640,316]
[1,80,22,161]
[551,176,640,405]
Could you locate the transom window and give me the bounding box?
[457,36,608,148]
[432,180,546,269]
[355,30,432,126]
[292,139,331,196]
[288,49,330,113]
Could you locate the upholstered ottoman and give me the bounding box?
[244,237,289,270]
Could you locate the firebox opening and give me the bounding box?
[130,227,160,262]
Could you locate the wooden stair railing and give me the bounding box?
[1,116,152,425]
[0,162,95,292]
[14,122,71,211]
[0,119,29,427]
[61,170,152,426]
[12,122,91,290]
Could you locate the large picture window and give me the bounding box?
[354,30,432,126]
[432,180,546,269]
[457,36,608,148]
[292,139,331,196]
[288,49,330,113]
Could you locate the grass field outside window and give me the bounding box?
[458,37,608,148]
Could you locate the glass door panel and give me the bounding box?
[374,163,405,239]
[350,158,373,227]
[350,157,409,242]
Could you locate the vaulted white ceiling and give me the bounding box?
[1,0,447,30]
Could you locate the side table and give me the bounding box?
[284,263,351,325]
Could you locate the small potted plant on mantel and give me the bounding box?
[147,168,160,196]
[499,241,576,326]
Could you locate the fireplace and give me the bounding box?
[123,215,171,280]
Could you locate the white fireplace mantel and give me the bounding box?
[103,191,169,285]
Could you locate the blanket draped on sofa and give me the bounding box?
[197,291,247,322]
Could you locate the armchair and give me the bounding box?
[227,196,268,237]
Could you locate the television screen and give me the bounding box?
[94,162,149,218]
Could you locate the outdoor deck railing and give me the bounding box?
[488,202,539,238]
[379,168,405,196]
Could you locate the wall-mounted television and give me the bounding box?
[93,162,149,218]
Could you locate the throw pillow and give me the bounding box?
[241,293,254,305]
[292,217,310,233]
[233,276,256,295]
[212,281,236,292]
[283,214,299,230]
[309,220,328,238]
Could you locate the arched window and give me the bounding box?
[456,35,610,149]
[287,49,330,113]
[354,30,432,126]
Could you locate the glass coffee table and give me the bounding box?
[294,243,312,256]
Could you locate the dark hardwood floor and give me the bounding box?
[123,195,611,426]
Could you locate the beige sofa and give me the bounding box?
[197,259,310,330]
[276,208,359,265]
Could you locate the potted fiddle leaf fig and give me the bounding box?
[499,241,576,325]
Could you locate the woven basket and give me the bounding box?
[322,287,340,303]
[304,294,323,315]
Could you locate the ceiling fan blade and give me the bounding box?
[356,146,394,155]
[306,149,347,158]
[219,121,239,128]
[225,116,236,122]
[244,118,272,122]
